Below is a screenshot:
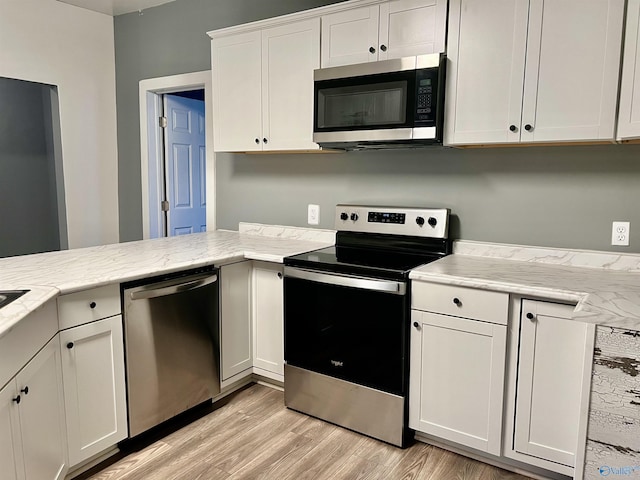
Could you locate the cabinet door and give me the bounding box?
[60,316,127,467]
[515,300,593,469]
[211,31,262,152]
[252,262,284,379]
[409,310,506,455]
[220,261,253,381]
[0,380,23,480]
[321,6,380,67]
[378,0,447,60]
[16,337,67,480]
[521,0,624,142]
[262,19,320,151]
[444,0,529,145]
[617,0,640,140]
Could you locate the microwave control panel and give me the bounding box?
[414,68,438,127]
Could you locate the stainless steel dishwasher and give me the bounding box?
[122,266,220,438]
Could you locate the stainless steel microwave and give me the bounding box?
[313,53,445,150]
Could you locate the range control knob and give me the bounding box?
[416,216,425,226]
[350,213,359,221]
[427,217,438,227]
[340,212,349,221]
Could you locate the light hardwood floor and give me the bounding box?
[87,384,532,480]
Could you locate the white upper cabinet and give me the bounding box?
[617,0,640,140]
[321,5,380,67]
[261,20,320,151]
[445,0,529,145]
[321,0,447,68]
[211,31,263,152]
[445,0,625,146]
[211,18,320,152]
[522,0,623,143]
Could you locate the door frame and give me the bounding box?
[139,71,215,239]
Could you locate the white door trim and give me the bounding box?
[139,71,215,239]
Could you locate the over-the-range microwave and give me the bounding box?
[313,53,446,150]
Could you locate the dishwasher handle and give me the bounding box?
[129,273,218,301]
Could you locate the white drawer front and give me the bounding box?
[58,284,121,330]
[411,282,508,325]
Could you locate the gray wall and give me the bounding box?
[114,0,345,242]
[0,78,62,257]
[216,145,640,251]
[115,0,640,253]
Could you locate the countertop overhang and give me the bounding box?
[3,231,640,338]
[410,241,640,330]
[0,228,334,338]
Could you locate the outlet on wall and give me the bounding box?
[611,221,630,246]
[308,204,320,225]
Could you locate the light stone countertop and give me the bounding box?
[410,241,640,330]
[0,228,334,339]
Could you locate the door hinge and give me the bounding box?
[161,200,170,212]
[159,116,167,128]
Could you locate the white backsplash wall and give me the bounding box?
[215,144,640,253]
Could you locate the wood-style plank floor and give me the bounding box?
[87,384,532,480]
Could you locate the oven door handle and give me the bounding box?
[284,266,406,295]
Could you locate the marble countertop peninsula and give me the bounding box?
[410,241,640,330]
[0,227,334,339]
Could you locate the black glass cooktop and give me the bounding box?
[285,232,451,280]
[285,246,444,280]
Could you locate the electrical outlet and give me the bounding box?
[308,204,320,225]
[612,221,630,246]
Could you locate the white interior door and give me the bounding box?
[163,94,206,236]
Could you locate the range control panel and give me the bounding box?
[335,205,449,238]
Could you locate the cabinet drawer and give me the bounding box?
[58,284,121,330]
[411,282,508,325]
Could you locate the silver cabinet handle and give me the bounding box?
[284,267,405,295]
[130,273,218,301]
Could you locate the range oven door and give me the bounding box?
[283,266,409,396]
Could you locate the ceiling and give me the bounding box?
[57,0,176,16]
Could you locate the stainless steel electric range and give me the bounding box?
[283,204,451,447]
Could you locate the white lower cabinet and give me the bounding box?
[410,283,509,455]
[220,261,253,382]
[221,260,285,385]
[0,377,22,480]
[505,299,595,476]
[60,315,127,467]
[252,261,284,381]
[409,309,507,455]
[0,336,68,480]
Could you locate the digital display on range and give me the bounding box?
[368,211,406,224]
